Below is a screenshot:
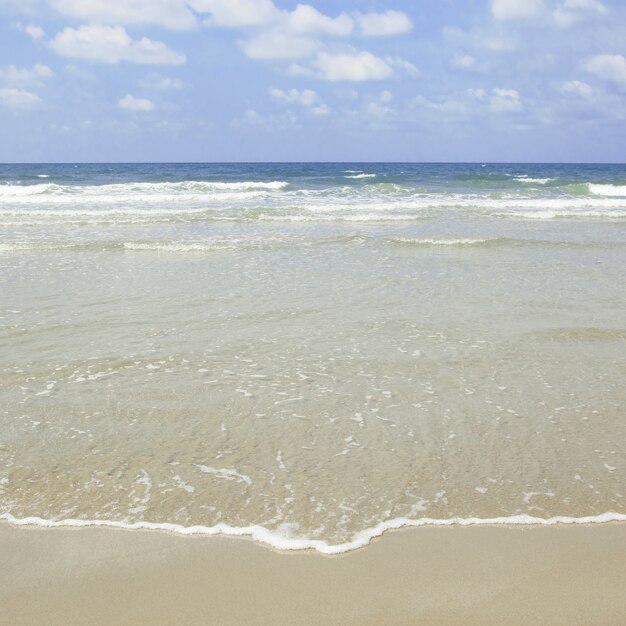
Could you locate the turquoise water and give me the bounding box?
[1,163,625,552]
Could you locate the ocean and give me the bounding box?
[1,162,625,553]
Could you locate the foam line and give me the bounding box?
[2,512,624,555]
[513,176,554,184]
[388,237,494,246]
[0,181,288,196]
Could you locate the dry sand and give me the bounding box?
[1,521,625,625]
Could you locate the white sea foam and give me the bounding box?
[0,180,288,197]
[0,183,63,195]
[279,197,626,214]
[2,183,626,225]
[128,470,152,515]
[2,512,624,555]
[588,183,626,197]
[258,213,423,222]
[0,192,269,208]
[1,185,625,214]
[124,236,285,252]
[345,173,376,179]
[513,176,554,184]
[388,237,493,246]
[0,207,209,217]
[0,242,106,253]
[124,241,240,252]
[503,209,626,220]
[2,238,299,255]
[194,464,252,485]
[105,181,288,192]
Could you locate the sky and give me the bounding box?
[1,0,625,162]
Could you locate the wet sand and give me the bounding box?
[1,522,625,625]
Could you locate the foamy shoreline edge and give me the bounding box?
[2,511,625,555]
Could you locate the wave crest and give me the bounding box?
[0,180,288,197]
[588,183,626,197]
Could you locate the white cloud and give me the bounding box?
[341,88,359,100]
[443,26,517,53]
[0,64,53,84]
[270,87,331,116]
[139,74,184,90]
[561,80,593,97]
[269,88,318,106]
[13,22,45,40]
[584,54,626,87]
[455,87,526,117]
[491,0,543,21]
[285,4,352,36]
[239,5,358,60]
[46,0,410,42]
[344,96,400,131]
[413,95,459,112]
[0,87,40,108]
[412,95,469,124]
[286,62,315,77]
[231,108,298,129]
[553,0,607,27]
[310,103,330,116]
[490,87,522,111]
[192,0,279,28]
[367,101,394,119]
[239,109,261,124]
[25,24,45,40]
[483,35,517,52]
[50,0,197,30]
[242,31,318,60]
[378,90,393,103]
[118,94,155,111]
[386,56,420,77]
[200,2,413,74]
[491,0,605,28]
[357,10,412,36]
[46,1,416,80]
[563,0,606,10]
[50,25,186,65]
[314,51,393,82]
[451,54,476,69]
[552,8,577,27]
[468,88,487,101]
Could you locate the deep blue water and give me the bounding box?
[1,162,625,191]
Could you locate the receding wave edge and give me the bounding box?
[2,512,624,555]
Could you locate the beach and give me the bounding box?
[3,0,626,621]
[1,162,625,622]
[2,521,625,625]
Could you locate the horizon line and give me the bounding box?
[1,160,626,166]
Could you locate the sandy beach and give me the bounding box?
[3,0,626,622]
[2,522,625,625]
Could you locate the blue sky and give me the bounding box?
[1,0,625,162]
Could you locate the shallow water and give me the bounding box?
[1,163,625,551]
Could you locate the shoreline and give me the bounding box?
[2,521,625,625]
[3,511,626,555]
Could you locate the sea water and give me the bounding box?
[1,163,625,552]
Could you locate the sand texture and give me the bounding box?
[1,522,625,625]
